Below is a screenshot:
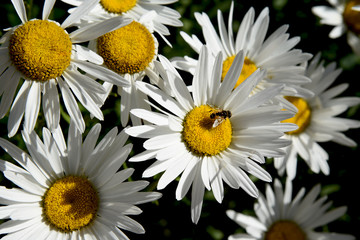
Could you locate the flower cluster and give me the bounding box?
[0,0,359,239]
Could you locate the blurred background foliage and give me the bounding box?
[0,0,359,239]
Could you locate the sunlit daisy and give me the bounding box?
[125,46,297,224]
[62,0,182,45]
[88,12,167,127]
[312,0,360,55]
[274,53,360,180]
[172,2,313,112]
[0,121,161,239]
[0,0,131,136]
[226,178,355,240]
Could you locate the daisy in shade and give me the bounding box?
[226,178,355,240]
[62,0,182,127]
[274,53,360,180]
[125,46,297,223]
[0,0,131,137]
[172,2,313,113]
[62,0,183,46]
[312,0,360,55]
[0,121,161,239]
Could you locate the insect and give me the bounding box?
[210,109,232,128]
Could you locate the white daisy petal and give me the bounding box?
[101,168,135,191]
[308,232,355,240]
[7,81,31,138]
[73,44,103,65]
[247,8,269,58]
[7,203,42,220]
[347,31,360,55]
[3,171,45,196]
[0,216,42,235]
[42,80,60,131]
[156,142,185,160]
[179,31,203,54]
[61,0,99,29]
[192,46,210,106]
[24,82,41,133]
[191,169,205,224]
[216,51,245,106]
[130,108,168,125]
[66,120,82,175]
[329,25,346,38]
[11,0,27,23]
[312,6,343,26]
[207,52,223,104]
[217,9,232,56]
[207,157,224,203]
[72,59,130,87]
[157,151,192,190]
[70,16,131,43]
[21,130,57,181]
[42,0,56,20]
[120,85,132,127]
[194,12,224,54]
[235,168,259,198]
[63,71,104,120]
[235,7,255,52]
[136,81,185,117]
[143,133,181,150]
[57,77,85,133]
[129,149,158,162]
[226,210,267,231]
[227,2,235,53]
[0,68,20,119]
[175,156,200,200]
[0,142,48,188]
[94,144,132,187]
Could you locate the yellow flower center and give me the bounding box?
[343,0,360,34]
[265,220,306,240]
[222,55,257,89]
[281,96,312,135]
[182,105,232,156]
[42,176,99,232]
[100,0,137,14]
[9,19,72,82]
[97,21,155,75]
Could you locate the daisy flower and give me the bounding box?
[88,12,166,127]
[172,2,313,112]
[0,121,161,239]
[312,0,360,55]
[61,0,183,45]
[0,0,131,137]
[226,179,355,240]
[62,0,183,126]
[274,53,360,180]
[125,46,297,223]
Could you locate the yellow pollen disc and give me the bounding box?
[281,96,312,135]
[343,0,360,34]
[222,55,257,89]
[182,105,232,156]
[97,21,155,75]
[265,220,306,240]
[100,0,137,14]
[42,176,99,232]
[9,19,72,82]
